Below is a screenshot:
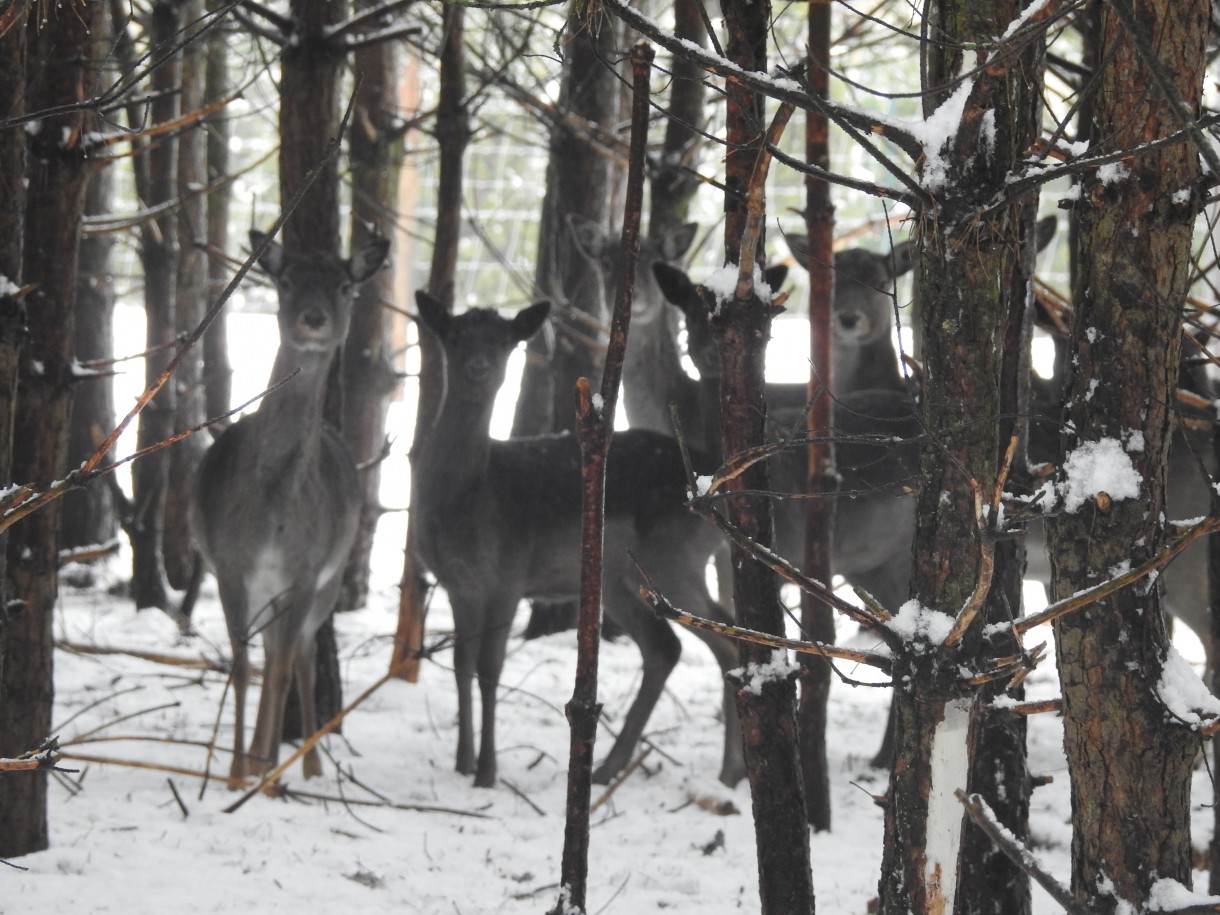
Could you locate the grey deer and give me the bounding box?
[411,291,744,789]
[653,262,923,767]
[192,230,389,784]
[568,215,701,435]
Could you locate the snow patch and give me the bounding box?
[1059,438,1141,513]
[1156,646,1220,727]
[887,600,955,646]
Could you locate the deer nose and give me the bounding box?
[301,308,329,331]
[466,356,493,383]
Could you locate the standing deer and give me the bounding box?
[192,229,389,783]
[411,291,744,789]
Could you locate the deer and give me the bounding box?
[191,229,389,784]
[410,291,745,789]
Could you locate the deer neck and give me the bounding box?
[249,345,336,474]
[415,389,497,506]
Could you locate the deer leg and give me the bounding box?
[228,639,250,786]
[249,645,294,777]
[594,582,682,785]
[472,598,518,788]
[655,561,746,787]
[292,634,323,778]
[218,580,252,786]
[450,601,481,778]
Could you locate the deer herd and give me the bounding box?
[190,215,1217,789]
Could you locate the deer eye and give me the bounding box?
[278,276,295,294]
[338,280,354,297]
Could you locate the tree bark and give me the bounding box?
[164,0,209,590]
[799,0,835,834]
[393,4,466,681]
[720,1,815,910]
[879,2,1042,911]
[341,14,405,612]
[511,4,615,437]
[1048,1,1206,907]
[129,0,184,610]
[202,0,232,423]
[0,0,26,808]
[1,0,99,857]
[276,0,350,733]
[62,150,117,550]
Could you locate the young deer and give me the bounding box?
[652,261,923,618]
[568,215,701,436]
[411,291,744,789]
[192,230,389,784]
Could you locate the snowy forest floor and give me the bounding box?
[8,526,1220,913]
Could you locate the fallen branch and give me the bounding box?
[55,640,232,673]
[957,790,1089,915]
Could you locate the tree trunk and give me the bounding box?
[879,2,1042,911]
[1,0,99,857]
[62,160,117,550]
[511,3,615,437]
[720,1,815,910]
[799,0,835,834]
[0,0,26,830]
[1047,1,1206,907]
[164,0,209,590]
[130,0,183,610]
[202,0,232,424]
[341,19,405,612]
[648,0,705,239]
[276,0,350,733]
[393,3,466,679]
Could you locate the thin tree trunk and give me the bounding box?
[130,0,187,610]
[648,0,705,240]
[62,162,117,551]
[1,0,99,857]
[1048,1,1206,907]
[393,3,466,681]
[799,0,835,833]
[164,0,209,590]
[0,0,27,845]
[202,0,232,423]
[511,3,615,437]
[341,17,404,612]
[721,0,815,909]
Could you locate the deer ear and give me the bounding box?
[1034,215,1057,253]
[659,222,699,261]
[785,234,811,270]
[512,301,551,342]
[889,239,915,278]
[349,236,390,283]
[652,262,709,326]
[414,290,451,337]
[763,264,789,293]
[250,229,285,278]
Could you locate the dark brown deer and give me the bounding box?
[192,230,389,784]
[411,291,744,789]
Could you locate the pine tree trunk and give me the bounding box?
[1,0,99,857]
[720,0,815,909]
[879,2,1042,910]
[341,21,404,612]
[1047,2,1206,906]
[511,4,615,437]
[62,158,117,551]
[130,0,182,610]
[202,1,232,423]
[164,0,209,590]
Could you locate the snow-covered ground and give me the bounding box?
[6,309,1218,912]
